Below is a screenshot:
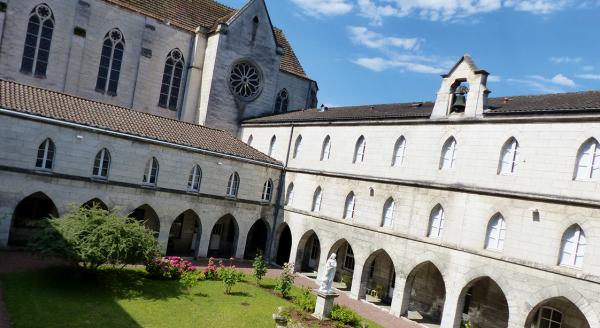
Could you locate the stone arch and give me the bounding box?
[294,229,321,274]
[452,276,509,328]
[359,249,396,307]
[327,238,356,292]
[81,198,109,210]
[166,209,201,257]
[244,219,270,260]
[207,214,238,258]
[129,204,160,237]
[524,285,598,328]
[8,192,58,247]
[400,261,446,326]
[274,223,292,266]
[525,297,592,328]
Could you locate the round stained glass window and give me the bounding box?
[229,61,262,101]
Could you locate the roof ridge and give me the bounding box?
[489,89,600,100]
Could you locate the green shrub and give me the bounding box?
[252,251,268,285]
[218,261,244,294]
[275,262,296,299]
[180,269,205,288]
[330,305,361,327]
[292,287,316,313]
[146,256,196,280]
[28,205,159,270]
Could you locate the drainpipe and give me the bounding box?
[266,124,294,264]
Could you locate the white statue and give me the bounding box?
[318,253,337,293]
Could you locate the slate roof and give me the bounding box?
[0,80,281,166]
[103,0,309,79]
[242,91,600,124]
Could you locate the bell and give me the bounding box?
[451,94,466,112]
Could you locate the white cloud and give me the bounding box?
[549,56,583,64]
[348,26,420,50]
[488,75,501,82]
[576,74,600,81]
[504,0,569,14]
[551,74,575,86]
[353,56,447,74]
[290,0,353,17]
[507,78,563,94]
[583,65,595,72]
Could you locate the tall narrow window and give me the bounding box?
[312,187,322,212]
[498,137,519,175]
[96,28,125,96]
[575,138,600,181]
[428,205,444,239]
[343,192,356,219]
[35,138,55,169]
[268,135,277,157]
[261,179,273,202]
[21,4,54,77]
[293,135,302,159]
[187,165,202,192]
[382,198,395,227]
[274,88,289,113]
[92,148,111,179]
[159,49,184,110]
[440,137,457,170]
[560,225,585,268]
[247,135,253,146]
[321,135,331,161]
[353,136,366,163]
[392,136,407,167]
[226,172,240,197]
[143,157,159,186]
[485,214,506,250]
[343,244,355,271]
[286,183,295,205]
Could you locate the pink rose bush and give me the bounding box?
[146,256,197,280]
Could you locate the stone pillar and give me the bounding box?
[0,208,12,248]
[440,290,461,328]
[196,225,213,258]
[349,263,363,299]
[157,224,170,255]
[507,308,528,328]
[389,275,408,317]
[234,233,247,259]
[313,290,339,320]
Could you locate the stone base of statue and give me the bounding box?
[312,289,339,320]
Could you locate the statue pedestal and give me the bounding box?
[312,289,339,320]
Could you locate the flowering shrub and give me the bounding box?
[218,258,243,294]
[252,251,268,285]
[203,257,220,280]
[275,262,296,298]
[146,256,196,280]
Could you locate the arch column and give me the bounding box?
[0,206,14,248]
[196,224,214,258]
[349,262,364,299]
[234,233,247,259]
[157,222,170,255]
[389,274,408,317]
[507,307,528,328]
[440,289,461,328]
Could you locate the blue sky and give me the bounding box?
[221,0,600,107]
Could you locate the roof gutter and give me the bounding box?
[0,108,283,169]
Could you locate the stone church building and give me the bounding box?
[0,1,598,327]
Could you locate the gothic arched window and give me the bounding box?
[159,49,185,110]
[574,138,600,181]
[261,179,273,202]
[498,137,519,175]
[312,187,322,212]
[440,137,457,170]
[382,198,395,227]
[143,157,159,186]
[428,205,444,238]
[35,138,55,169]
[559,225,585,268]
[268,135,276,157]
[96,28,125,96]
[93,148,111,179]
[485,213,506,250]
[321,135,331,161]
[353,136,366,163]
[187,165,202,192]
[226,172,240,197]
[293,135,302,159]
[274,88,289,113]
[343,191,356,219]
[286,183,295,205]
[392,136,407,167]
[21,3,54,77]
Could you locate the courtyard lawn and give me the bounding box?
[1,266,296,328]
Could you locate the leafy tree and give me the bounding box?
[29,205,159,270]
[252,250,268,285]
[275,262,296,298]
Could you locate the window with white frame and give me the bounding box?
[274,88,289,113]
[21,4,54,77]
[159,48,184,110]
[92,148,111,179]
[293,135,302,159]
[226,172,240,197]
[187,165,202,192]
[485,213,506,250]
[96,28,125,96]
[498,137,519,175]
[312,187,322,212]
[559,225,585,268]
[537,307,562,328]
[343,192,356,219]
[382,198,395,227]
[35,138,55,170]
[321,135,331,161]
[353,136,366,163]
[285,183,295,205]
[574,138,600,181]
[343,244,355,271]
[261,179,273,202]
[143,157,159,186]
[428,205,444,238]
[440,137,457,170]
[247,134,253,146]
[268,135,276,157]
[392,136,407,167]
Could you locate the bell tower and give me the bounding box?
[431,54,489,119]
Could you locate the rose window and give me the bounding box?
[229,61,262,101]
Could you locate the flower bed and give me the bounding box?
[146,256,196,280]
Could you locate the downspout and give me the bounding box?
[267,124,294,264]
[177,27,199,120]
[129,17,147,108]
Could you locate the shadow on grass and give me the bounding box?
[228,291,252,297]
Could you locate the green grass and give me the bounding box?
[0,267,382,328]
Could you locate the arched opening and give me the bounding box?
[166,210,201,257]
[327,239,355,292]
[81,198,108,210]
[294,230,321,277]
[360,250,396,309]
[207,214,238,258]
[525,297,590,328]
[275,224,292,266]
[401,261,446,325]
[244,219,269,260]
[8,192,58,247]
[454,277,509,328]
[129,204,160,237]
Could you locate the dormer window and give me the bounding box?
[450,81,469,114]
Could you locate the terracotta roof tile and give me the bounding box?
[0,80,280,166]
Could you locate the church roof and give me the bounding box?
[242,90,600,124]
[103,0,309,79]
[0,80,281,166]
